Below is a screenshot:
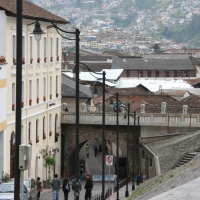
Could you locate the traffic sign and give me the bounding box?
[106,155,113,166]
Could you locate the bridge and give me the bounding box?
[61,103,200,179]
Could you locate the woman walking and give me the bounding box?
[36,177,42,200]
[62,178,70,200]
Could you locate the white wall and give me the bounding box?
[0,10,6,55]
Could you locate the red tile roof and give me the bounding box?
[0,0,68,24]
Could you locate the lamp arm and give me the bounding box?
[54,27,75,40]
[79,61,103,75]
[42,18,76,35]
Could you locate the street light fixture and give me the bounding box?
[14,0,23,198]
[73,61,106,199]
[132,111,136,191]
[125,103,130,197]
[116,92,119,200]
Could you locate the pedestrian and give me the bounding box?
[136,173,141,185]
[86,143,89,158]
[84,174,93,200]
[99,145,102,153]
[94,146,98,157]
[140,173,143,183]
[62,178,70,200]
[72,178,82,200]
[36,177,42,200]
[65,107,68,112]
[51,174,61,200]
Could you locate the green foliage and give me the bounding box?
[162,15,200,47]
[135,0,156,10]
[44,156,56,168]
[40,145,56,180]
[1,173,10,182]
[113,13,137,28]
[152,43,161,53]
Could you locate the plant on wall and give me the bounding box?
[39,145,56,181]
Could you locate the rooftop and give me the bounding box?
[0,0,68,24]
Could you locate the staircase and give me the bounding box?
[173,152,197,169]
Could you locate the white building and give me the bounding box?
[0,0,68,180]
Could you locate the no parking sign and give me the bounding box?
[106,155,113,166]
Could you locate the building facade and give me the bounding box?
[0,0,68,180]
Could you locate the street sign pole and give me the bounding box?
[106,155,113,199]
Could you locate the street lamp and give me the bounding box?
[14,0,23,198]
[125,103,130,197]
[132,111,136,191]
[73,61,106,199]
[30,20,80,199]
[116,92,119,200]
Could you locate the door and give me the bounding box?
[10,157,15,178]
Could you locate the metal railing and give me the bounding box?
[91,193,102,200]
[113,178,127,193]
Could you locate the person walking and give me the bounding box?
[72,178,82,200]
[36,177,42,200]
[84,174,93,200]
[94,146,98,157]
[62,178,70,200]
[86,143,89,158]
[51,174,61,200]
[136,173,141,185]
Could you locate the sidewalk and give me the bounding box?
[149,176,200,200]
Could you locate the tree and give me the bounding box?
[39,145,56,181]
[152,43,161,53]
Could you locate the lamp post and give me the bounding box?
[14,0,22,198]
[125,103,130,197]
[132,111,136,191]
[30,20,80,199]
[116,92,119,200]
[73,61,106,199]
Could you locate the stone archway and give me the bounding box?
[62,124,131,176]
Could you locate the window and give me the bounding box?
[50,76,52,99]
[28,122,31,142]
[142,151,145,159]
[22,81,24,103]
[55,114,59,143]
[12,83,16,106]
[44,37,47,59]
[56,76,58,95]
[37,41,40,59]
[30,37,33,62]
[156,71,159,77]
[29,80,32,101]
[126,70,130,77]
[43,78,46,99]
[36,119,39,143]
[174,70,177,77]
[56,38,59,61]
[13,35,16,62]
[147,71,151,77]
[22,36,25,59]
[49,114,52,136]
[43,117,46,140]
[36,79,39,100]
[50,38,53,58]
[149,158,152,167]
[184,71,188,77]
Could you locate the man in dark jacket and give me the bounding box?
[84,174,93,200]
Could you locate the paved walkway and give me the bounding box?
[149,176,200,200]
[36,139,136,199]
